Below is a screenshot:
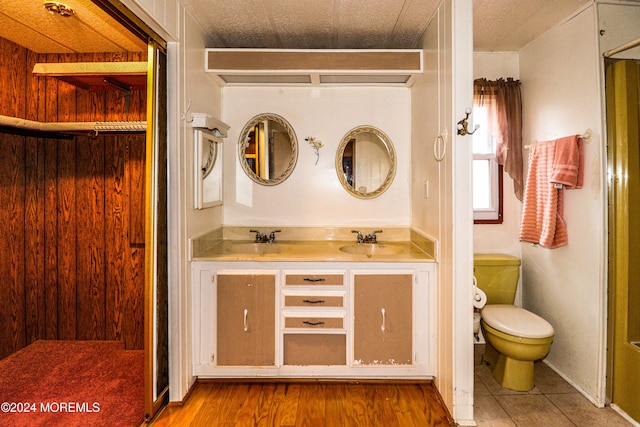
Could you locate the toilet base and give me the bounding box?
[482,340,534,392]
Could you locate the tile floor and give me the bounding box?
[474,344,633,426]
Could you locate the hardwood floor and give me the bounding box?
[150,381,452,426]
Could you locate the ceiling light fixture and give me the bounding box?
[44,1,75,17]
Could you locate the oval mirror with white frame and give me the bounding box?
[238,113,298,186]
[336,125,396,199]
[194,129,223,209]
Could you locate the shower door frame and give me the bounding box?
[605,58,640,422]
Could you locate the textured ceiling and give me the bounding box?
[0,0,146,53]
[186,0,591,51]
[1,0,595,54]
[184,0,441,49]
[473,0,590,51]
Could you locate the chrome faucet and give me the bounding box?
[268,229,281,243]
[352,229,383,244]
[364,230,383,244]
[250,229,281,243]
[250,229,269,243]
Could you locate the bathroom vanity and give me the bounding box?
[189,107,437,379]
[191,230,436,379]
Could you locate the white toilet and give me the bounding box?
[474,253,555,391]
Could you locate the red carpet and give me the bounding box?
[0,340,144,427]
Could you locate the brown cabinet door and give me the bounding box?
[354,274,412,365]
[216,274,276,366]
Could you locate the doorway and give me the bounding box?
[606,58,640,422]
[0,0,168,423]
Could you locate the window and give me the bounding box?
[472,106,503,224]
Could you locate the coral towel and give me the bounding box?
[519,135,584,248]
[550,135,584,189]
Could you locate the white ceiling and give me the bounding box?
[187,0,591,51]
[0,0,592,54]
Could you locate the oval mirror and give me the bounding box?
[336,126,396,199]
[238,113,298,186]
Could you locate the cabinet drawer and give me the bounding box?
[283,334,346,365]
[284,295,344,308]
[285,274,344,286]
[284,317,343,329]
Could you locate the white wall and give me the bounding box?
[598,2,640,59]
[473,53,519,81]
[472,53,522,258]
[169,9,224,403]
[412,0,475,423]
[183,23,224,235]
[222,86,411,227]
[123,0,226,402]
[519,5,606,404]
[412,3,452,412]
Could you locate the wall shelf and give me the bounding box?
[190,113,230,137]
[32,61,148,91]
[205,49,423,87]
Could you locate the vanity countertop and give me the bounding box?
[193,239,435,262]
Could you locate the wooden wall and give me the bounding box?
[0,37,147,359]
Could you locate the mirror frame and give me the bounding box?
[238,113,299,186]
[335,125,397,199]
[194,129,223,209]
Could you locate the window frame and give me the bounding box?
[473,162,503,224]
[471,105,503,225]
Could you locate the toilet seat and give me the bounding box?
[481,304,554,339]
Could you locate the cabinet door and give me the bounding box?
[216,274,275,366]
[354,273,412,365]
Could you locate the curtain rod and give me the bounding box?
[0,115,146,135]
[603,36,640,58]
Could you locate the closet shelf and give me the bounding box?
[32,61,147,91]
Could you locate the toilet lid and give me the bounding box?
[481,304,554,339]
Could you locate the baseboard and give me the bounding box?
[610,404,640,426]
[542,359,601,406]
[167,378,198,407]
[195,377,435,384]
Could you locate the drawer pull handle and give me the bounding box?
[302,299,325,304]
[303,320,325,326]
[381,308,386,332]
[243,309,248,332]
[303,277,326,282]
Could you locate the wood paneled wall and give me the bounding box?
[0,37,147,359]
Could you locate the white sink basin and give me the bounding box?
[339,243,403,256]
[226,243,283,255]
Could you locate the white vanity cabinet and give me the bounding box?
[192,262,435,378]
[281,271,347,367]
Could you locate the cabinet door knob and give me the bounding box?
[381,308,386,332]
[243,308,248,332]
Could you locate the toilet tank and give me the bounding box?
[474,254,521,304]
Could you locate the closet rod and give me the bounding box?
[0,115,146,134]
[603,36,640,58]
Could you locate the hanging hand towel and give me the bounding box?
[519,140,569,248]
[550,135,584,189]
